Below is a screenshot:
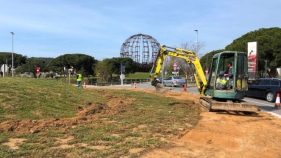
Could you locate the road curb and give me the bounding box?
[258,108,281,119]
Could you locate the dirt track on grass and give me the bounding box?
[0,90,135,134]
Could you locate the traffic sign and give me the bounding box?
[120,74,125,80]
[36,67,40,74]
[173,63,177,71]
[1,64,8,72]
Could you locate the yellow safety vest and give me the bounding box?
[219,78,227,85]
[77,74,82,81]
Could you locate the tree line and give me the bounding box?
[0,53,151,81]
[1,27,280,80]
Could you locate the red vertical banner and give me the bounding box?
[36,67,40,74]
[173,63,177,71]
[247,42,257,80]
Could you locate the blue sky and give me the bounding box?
[0,0,280,60]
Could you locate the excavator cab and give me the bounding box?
[200,51,257,112]
[205,51,248,100]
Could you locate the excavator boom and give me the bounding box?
[150,46,207,95]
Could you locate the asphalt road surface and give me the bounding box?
[88,82,281,118]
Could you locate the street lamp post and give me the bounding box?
[264,60,268,78]
[194,30,198,56]
[194,30,198,77]
[11,32,14,77]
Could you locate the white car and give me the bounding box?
[163,76,187,87]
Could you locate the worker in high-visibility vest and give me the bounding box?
[216,71,227,90]
[217,77,227,89]
[76,72,83,87]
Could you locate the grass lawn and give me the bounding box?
[0,78,200,158]
[125,72,150,79]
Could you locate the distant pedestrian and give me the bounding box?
[76,72,83,87]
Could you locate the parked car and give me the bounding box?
[163,76,186,87]
[246,78,281,102]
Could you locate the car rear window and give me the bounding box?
[173,77,182,79]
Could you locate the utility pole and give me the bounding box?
[11,32,14,77]
[194,30,198,56]
[264,60,268,78]
[194,30,198,77]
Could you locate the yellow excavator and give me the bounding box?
[150,45,258,113]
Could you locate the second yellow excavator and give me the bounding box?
[150,45,258,113]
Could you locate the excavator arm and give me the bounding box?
[150,45,208,95]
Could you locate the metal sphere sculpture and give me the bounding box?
[120,34,160,63]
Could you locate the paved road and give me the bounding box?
[88,82,281,118]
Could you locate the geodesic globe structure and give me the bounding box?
[120,34,160,63]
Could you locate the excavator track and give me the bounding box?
[199,96,258,113]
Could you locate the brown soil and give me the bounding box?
[136,89,281,158]
[1,88,281,158]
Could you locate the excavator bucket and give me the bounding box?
[151,78,170,93]
[155,83,169,93]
